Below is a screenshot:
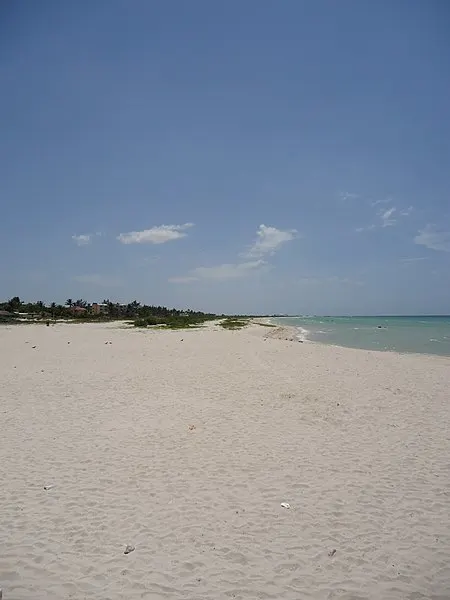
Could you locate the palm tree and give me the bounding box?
[107,300,117,318]
[126,300,141,317]
[66,299,73,307]
[7,296,22,312]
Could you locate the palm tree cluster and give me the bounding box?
[0,296,217,325]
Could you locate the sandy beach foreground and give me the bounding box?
[1,322,449,600]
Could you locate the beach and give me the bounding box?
[1,321,450,600]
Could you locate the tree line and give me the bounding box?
[0,296,217,327]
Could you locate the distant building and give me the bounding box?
[91,303,109,315]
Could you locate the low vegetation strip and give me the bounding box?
[133,314,215,329]
[219,318,249,330]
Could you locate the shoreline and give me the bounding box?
[257,318,450,360]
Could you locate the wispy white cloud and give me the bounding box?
[356,202,413,232]
[117,223,194,245]
[298,276,364,286]
[400,206,413,216]
[346,189,414,233]
[169,224,297,284]
[399,257,428,263]
[72,274,122,286]
[72,232,103,246]
[355,224,376,233]
[379,207,396,227]
[245,224,297,258]
[370,197,391,207]
[194,260,266,280]
[414,225,450,252]
[72,233,94,246]
[339,191,411,219]
[169,260,267,283]
[338,191,393,207]
[339,191,360,201]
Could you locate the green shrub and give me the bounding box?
[133,314,209,328]
[220,318,249,330]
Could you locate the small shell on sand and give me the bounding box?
[124,545,135,555]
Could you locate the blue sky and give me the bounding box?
[1,0,449,314]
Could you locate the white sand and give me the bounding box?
[1,321,450,600]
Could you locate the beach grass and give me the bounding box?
[220,318,249,330]
[133,315,210,329]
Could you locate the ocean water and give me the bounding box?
[270,316,450,357]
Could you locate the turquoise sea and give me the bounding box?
[270,316,450,357]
